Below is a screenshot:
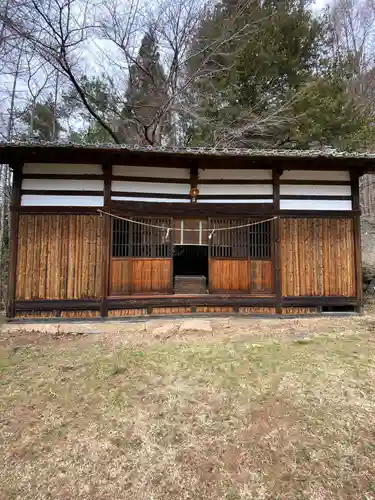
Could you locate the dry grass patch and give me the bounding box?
[1,316,375,499]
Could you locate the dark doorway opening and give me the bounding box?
[173,245,208,277]
[173,245,209,293]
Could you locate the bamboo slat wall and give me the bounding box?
[209,259,273,293]
[16,215,103,300]
[280,218,356,297]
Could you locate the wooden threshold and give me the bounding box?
[108,293,276,299]
[13,295,358,317]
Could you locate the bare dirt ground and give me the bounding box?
[1,313,375,499]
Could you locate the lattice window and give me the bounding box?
[209,218,272,259]
[112,217,172,258]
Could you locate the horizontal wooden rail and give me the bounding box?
[14,295,358,313]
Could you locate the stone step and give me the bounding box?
[174,275,207,294]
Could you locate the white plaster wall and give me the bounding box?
[199,184,273,195]
[23,163,102,175]
[200,199,273,204]
[198,169,272,180]
[280,184,351,196]
[112,180,190,195]
[22,179,104,191]
[280,170,350,181]
[111,196,189,203]
[21,195,104,206]
[113,165,190,179]
[280,199,352,210]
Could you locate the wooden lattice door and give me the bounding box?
[208,217,274,294]
[111,216,173,295]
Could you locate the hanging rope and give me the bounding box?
[97,209,278,232]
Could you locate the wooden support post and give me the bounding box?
[101,164,112,317]
[273,168,282,314]
[351,172,363,313]
[8,164,22,318]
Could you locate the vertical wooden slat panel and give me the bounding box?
[347,219,356,296]
[280,219,287,296]
[15,215,27,300]
[96,216,104,297]
[209,259,267,293]
[81,216,88,297]
[317,219,324,296]
[23,216,30,299]
[289,219,296,296]
[74,216,80,299]
[110,259,130,294]
[39,215,48,300]
[281,217,356,298]
[67,216,75,299]
[61,216,69,299]
[31,215,41,299]
[16,214,103,301]
[331,219,338,295]
[130,259,172,293]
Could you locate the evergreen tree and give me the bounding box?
[63,75,118,143]
[121,30,170,145]
[20,95,63,141]
[186,0,373,149]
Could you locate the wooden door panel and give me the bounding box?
[209,259,273,294]
[132,259,172,293]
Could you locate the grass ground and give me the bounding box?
[1,315,375,499]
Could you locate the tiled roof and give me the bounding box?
[1,140,375,159]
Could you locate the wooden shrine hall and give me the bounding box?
[1,142,374,319]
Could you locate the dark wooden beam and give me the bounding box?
[17,206,100,214]
[350,171,361,211]
[279,210,359,218]
[15,299,101,311]
[22,189,103,196]
[280,195,352,201]
[20,175,350,186]
[112,175,189,184]
[109,297,277,309]
[351,172,363,312]
[14,295,358,313]
[8,163,23,318]
[110,200,358,218]
[273,168,282,314]
[16,202,359,219]
[280,179,351,186]
[190,166,199,189]
[281,296,357,307]
[111,191,272,200]
[111,200,275,217]
[112,176,274,184]
[22,174,105,180]
[101,164,112,317]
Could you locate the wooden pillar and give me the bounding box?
[8,164,22,318]
[273,168,282,314]
[100,164,112,317]
[351,171,363,313]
